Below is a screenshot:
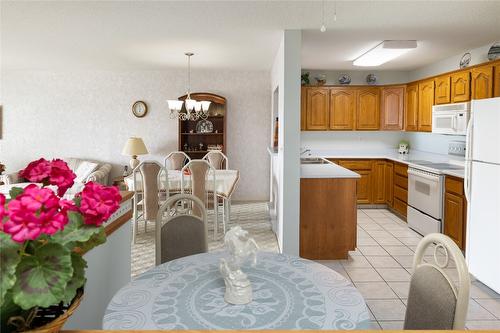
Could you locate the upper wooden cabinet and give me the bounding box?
[300,86,307,130]
[405,83,419,131]
[305,87,330,130]
[381,86,405,131]
[356,88,380,130]
[435,75,451,104]
[471,65,494,100]
[330,88,356,130]
[418,79,435,132]
[494,64,500,98]
[451,71,471,103]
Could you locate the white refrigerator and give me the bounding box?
[465,97,500,293]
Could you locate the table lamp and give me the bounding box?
[122,137,148,170]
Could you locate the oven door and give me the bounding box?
[407,168,444,220]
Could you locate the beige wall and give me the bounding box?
[0,69,271,201]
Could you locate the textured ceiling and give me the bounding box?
[1,1,500,71]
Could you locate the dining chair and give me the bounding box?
[131,160,168,243]
[202,150,228,170]
[164,151,191,171]
[181,160,221,239]
[404,233,470,330]
[155,194,208,265]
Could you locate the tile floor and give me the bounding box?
[317,208,500,330]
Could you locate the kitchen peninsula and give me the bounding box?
[300,158,360,259]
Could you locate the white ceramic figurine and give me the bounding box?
[219,226,259,305]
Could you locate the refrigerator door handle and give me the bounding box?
[464,115,473,202]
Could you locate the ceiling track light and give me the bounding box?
[353,40,418,67]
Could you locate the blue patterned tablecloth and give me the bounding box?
[103,252,370,330]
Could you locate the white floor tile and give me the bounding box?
[354,282,398,299]
[366,299,407,321]
[357,237,379,246]
[476,299,500,319]
[357,245,388,256]
[387,281,410,298]
[467,299,497,320]
[341,255,372,268]
[392,255,415,268]
[376,237,404,246]
[360,223,384,231]
[398,237,423,246]
[466,320,500,329]
[345,268,384,282]
[365,256,402,268]
[470,281,500,299]
[383,246,414,256]
[376,268,411,282]
[378,321,405,330]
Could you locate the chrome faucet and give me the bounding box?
[300,148,311,156]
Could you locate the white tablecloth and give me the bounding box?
[125,170,239,199]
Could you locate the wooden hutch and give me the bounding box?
[177,92,227,159]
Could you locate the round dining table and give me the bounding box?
[103,252,371,330]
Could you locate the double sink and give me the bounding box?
[300,157,330,165]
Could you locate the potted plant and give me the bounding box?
[0,158,122,332]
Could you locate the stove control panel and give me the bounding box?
[448,141,466,156]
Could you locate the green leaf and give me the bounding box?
[51,212,102,247]
[74,227,106,253]
[12,243,73,310]
[62,253,87,304]
[1,290,22,333]
[0,233,21,306]
[8,187,23,200]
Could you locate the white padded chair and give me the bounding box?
[404,233,470,330]
[202,150,228,170]
[164,151,191,171]
[131,161,168,243]
[155,194,208,265]
[180,160,221,239]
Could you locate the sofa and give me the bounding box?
[1,158,112,195]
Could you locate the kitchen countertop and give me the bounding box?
[301,160,360,179]
[307,148,465,178]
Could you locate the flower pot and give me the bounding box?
[10,290,83,333]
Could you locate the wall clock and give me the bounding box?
[132,101,148,118]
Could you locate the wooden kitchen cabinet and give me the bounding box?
[444,176,467,250]
[356,88,380,130]
[384,161,394,207]
[451,71,471,103]
[405,83,419,131]
[305,87,330,130]
[381,86,405,130]
[494,64,500,97]
[301,86,307,130]
[330,88,356,130]
[418,79,435,132]
[392,162,409,219]
[435,75,451,104]
[372,161,386,204]
[471,65,494,100]
[338,160,373,204]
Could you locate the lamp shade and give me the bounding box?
[122,137,148,156]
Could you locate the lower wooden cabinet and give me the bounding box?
[384,162,394,207]
[444,176,467,250]
[392,162,409,218]
[372,161,386,204]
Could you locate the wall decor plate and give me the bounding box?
[338,74,351,85]
[488,42,500,61]
[196,119,213,133]
[366,74,377,84]
[459,52,471,69]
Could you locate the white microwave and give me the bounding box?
[432,102,470,135]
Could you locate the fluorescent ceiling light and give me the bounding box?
[353,40,417,67]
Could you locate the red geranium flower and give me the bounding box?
[19,158,51,182]
[19,158,76,196]
[78,182,121,226]
[0,193,6,231]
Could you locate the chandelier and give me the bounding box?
[167,52,211,121]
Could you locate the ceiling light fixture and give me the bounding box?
[167,52,211,121]
[353,40,417,67]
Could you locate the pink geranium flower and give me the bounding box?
[3,184,69,242]
[19,158,52,182]
[49,159,76,196]
[19,158,76,196]
[0,193,6,230]
[78,182,121,226]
